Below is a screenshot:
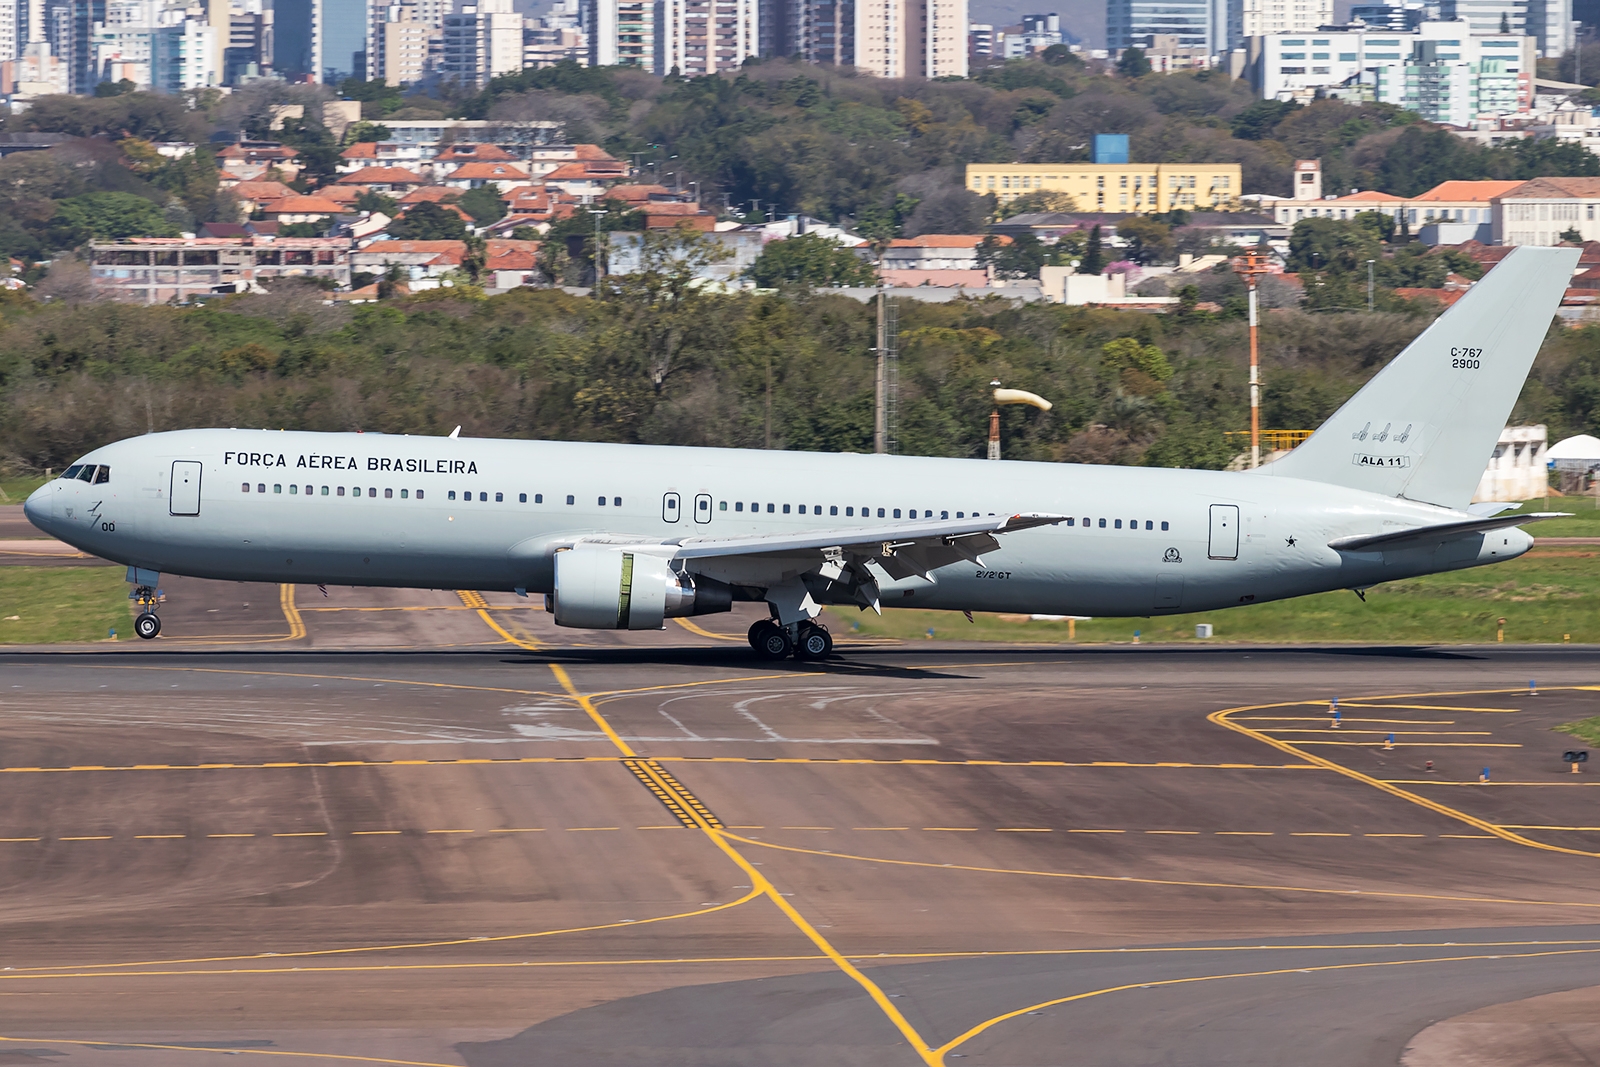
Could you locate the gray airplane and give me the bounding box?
[23,246,1579,659]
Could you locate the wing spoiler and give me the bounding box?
[1328,512,1568,552]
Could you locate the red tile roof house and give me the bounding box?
[440,161,532,193]
[860,234,1011,287]
[350,240,469,290]
[485,238,541,288]
[260,195,346,224]
[334,166,427,195]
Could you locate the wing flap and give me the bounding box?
[671,513,1065,560]
[1328,512,1568,552]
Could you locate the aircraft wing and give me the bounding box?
[1328,512,1568,552]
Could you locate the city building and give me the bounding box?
[344,120,566,166]
[524,0,586,68]
[967,21,998,64]
[441,0,520,87]
[1494,177,1600,245]
[369,2,434,85]
[1140,31,1213,70]
[1253,20,1533,124]
[1442,0,1570,55]
[866,233,1002,287]
[150,17,216,91]
[1004,11,1061,56]
[0,40,66,95]
[659,0,759,75]
[1474,425,1549,502]
[584,0,654,67]
[272,0,319,80]
[1230,0,1333,50]
[965,161,1243,211]
[1348,1,1425,30]
[225,10,267,83]
[1110,0,1216,53]
[89,236,351,303]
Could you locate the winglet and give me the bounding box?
[449,425,461,439]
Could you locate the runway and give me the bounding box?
[3,567,1600,1063]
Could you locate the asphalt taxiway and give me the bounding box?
[3,563,1600,1064]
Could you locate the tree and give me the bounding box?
[1115,216,1173,265]
[1040,44,1082,67]
[538,197,646,286]
[748,233,877,288]
[337,77,406,118]
[388,201,469,241]
[1115,47,1151,78]
[1500,12,1510,32]
[1080,224,1106,275]
[345,122,393,143]
[1561,226,1583,243]
[457,185,507,226]
[1287,217,1382,274]
[1101,336,1173,396]
[47,191,178,246]
[1230,99,1299,141]
[355,189,400,216]
[94,79,136,98]
[998,189,1078,218]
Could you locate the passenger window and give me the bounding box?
[532,493,540,502]
[614,497,621,507]
[256,483,265,493]
[893,509,901,518]
[401,489,408,499]
[93,466,110,484]
[1115,519,1122,529]
[241,482,250,492]
[846,507,854,516]
[479,492,487,502]
[273,484,282,494]
[766,503,774,513]
[957,511,964,518]
[1144,520,1152,530]
[720,501,727,511]
[386,488,394,499]
[598,496,607,506]
[566,495,574,505]
[448,491,456,500]
[337,487,346,497]
[1066,517,1074,526]
[518,493,526,503]
[1083,516,1090,526]
[736,501,744,512]
[321,486,329,496]
[290,484,298,495]
[783,504,791,514]
[1161,521,1169,530]
[798,505,806,514]
[830,506,838,515]
[1098,518,1105,528]
[877,508,885,518]
[417,490,424,500]
[495,492,502,502]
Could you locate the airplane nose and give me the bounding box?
[22,481,54,532]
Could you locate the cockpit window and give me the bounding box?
[61,465,82,480]
[92,466,110,484]
[76,466,95,482]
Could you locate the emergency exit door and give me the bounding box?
[170,460,202,516]
[1208,504,1239,560]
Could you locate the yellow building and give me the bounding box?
[965,163,1244,213]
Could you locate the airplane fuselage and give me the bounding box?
[24,429,1531,619]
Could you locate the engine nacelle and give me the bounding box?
[551,545,731,630]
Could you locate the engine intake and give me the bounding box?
[552,545,731,630]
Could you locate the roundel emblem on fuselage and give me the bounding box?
[1163,547,1182,563]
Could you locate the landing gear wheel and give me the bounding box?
[134,612,161,640]
[748,619,775,650]
[794,622,832,660]
[751,621,793,661]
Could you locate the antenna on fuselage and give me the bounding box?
[449,426,461,439]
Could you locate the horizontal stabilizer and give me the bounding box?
[1328,512,1568,552]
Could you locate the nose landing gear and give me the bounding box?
[130,584,163,640]
[748,618,832,660]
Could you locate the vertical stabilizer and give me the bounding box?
[1259,245,1578,509]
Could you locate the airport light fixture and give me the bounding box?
[1231,248,1273,468]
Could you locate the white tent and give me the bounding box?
[1547,434,1600,469]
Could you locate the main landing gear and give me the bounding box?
[748,619,833,661]
[131,585,162,640]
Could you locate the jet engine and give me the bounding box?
[551,544,732,630]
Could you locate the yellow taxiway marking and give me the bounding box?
[931,946,1600,1063]
[1214,831,1273,836]
[0,1034,458,1067]
[1501,825,1600,831]
[0,827,1513,841]
[1211,689,1600,859]
[1235,717,1456,724]
[1293,741,1521,748]
[1335,703,1520,713]
[207,833,255,838]
[1385,779,1600,787]
[1260,730,1490,736]
[134,834,185,840]
[672,617,743,641]
[720,832,1600,911]
[459,589,544,651]
[543,661,941,1066]
[58,836,111,841]
[350,831,401,835]
[277,583,306,641]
